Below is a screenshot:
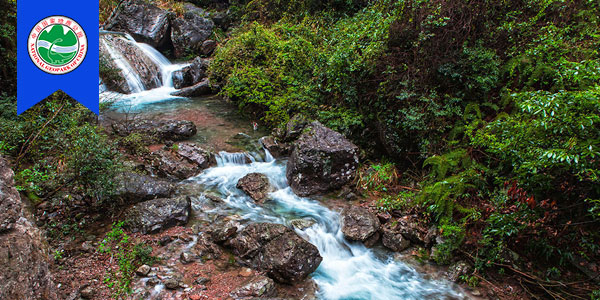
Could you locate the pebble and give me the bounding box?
[195,277,210,285]
[136,264,151,276]
[164,278,180,290]
[239,268,253,277]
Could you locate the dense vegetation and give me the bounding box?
[1,0,599,297]
[0,0,122,229]
[210,0,600,297]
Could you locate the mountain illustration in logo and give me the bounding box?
[37,25,78,66]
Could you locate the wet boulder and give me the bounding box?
[191,234,222,260]
[99,36,134,94]
[286,121,359,196]
[172,57,208,89]
[0,157,58,300]
[230,275,276,299]
[236,173,272,202]
[104,1,172,49]
[108,35,162,90]
[208,217,240,244]
[171,11,214,58]
[150,142,212,180]
[115,172,175,203]
[172,78,212,97]
[229,223,322,283]
[341,206,381,247]
[112,119,197,142]
[259,136,290,158]
[124,196,191,234]
[382,225,410,252]
[289,218,316,230]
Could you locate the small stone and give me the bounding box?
[136,264,151,277]
[447,261,472,282]
[239,268,253,277]
[195,277,210,285]
[471,290,482,296]
[181,251,194,264]
[81,241,94,253]
[80,285,95,299]
[159,235,173,246]
[164,278,180,290]
[147,277,160,286]
[289,218,316,230]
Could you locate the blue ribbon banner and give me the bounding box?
[17,0,99,114]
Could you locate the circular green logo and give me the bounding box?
[28,16,87,74]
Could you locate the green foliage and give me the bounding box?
[432,223,465,265]
[0,0,16,93]
[14,167,54,199]
[117,133,150,156]
[471,86,600,198]
[592,289,600,300]
[418,150,484,223]
[376,191,414,213]
[0,94,122,205]
[356,161,398,192]
[99,222,155,298]
[210,3,396,138]
[229,0,368,22]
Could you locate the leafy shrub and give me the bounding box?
[418,150,484,223]
[432,223,465,265]
[0,94,122,205]
[471,87,600,200]
[99,222,155,298]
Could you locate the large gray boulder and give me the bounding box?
[171,12,214,58]
[341,206,381,247]
[112,119,197,142]
[0,157,58,300]
[105,1,172,49]
[172,57,208,89]
[229,223,322,283]
[171,78,212,97]
[124,196,191,234]
[286,121,359,196]
[236,173,272,202]
[150,142,212,180]
[115,172,175,203]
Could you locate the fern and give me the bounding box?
[420,149,483,222]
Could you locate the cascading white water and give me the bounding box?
[100,35,189,109]
[193,152,465,300]
[138,43,189,89]
[101,39,146,93]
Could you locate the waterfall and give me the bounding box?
[100,33,190,109]
[215,151,256,166]
[101,39,145,93]
[138,43,189,88]
[193,153,465,300]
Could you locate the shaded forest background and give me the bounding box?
[0,0,599,298]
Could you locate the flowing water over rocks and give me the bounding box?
[100,34,469,300]
[189,151,466,300]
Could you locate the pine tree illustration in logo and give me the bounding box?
[37,25,78,66]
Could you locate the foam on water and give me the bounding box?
[192,151,465,300]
